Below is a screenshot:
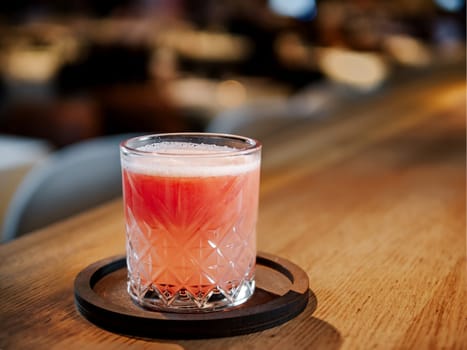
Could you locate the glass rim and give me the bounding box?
[120,132,262,158]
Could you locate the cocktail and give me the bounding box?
[120,133,261,312]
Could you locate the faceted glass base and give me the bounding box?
[128,278,255,312]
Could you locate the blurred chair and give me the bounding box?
[206,81,373,139]
[206,99,292,139]
[1,133,137,242]
[0,135,52,242]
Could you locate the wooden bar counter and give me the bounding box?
[1,67,465,349]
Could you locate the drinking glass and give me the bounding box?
[120,133,261,312]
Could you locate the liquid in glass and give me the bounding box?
[121,136,261,312]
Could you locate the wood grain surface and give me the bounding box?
[1,66,465,349]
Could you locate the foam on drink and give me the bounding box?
[122,141,260,177]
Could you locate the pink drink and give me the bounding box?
[121,138,261,311]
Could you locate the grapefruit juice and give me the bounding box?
[121,135,261,311]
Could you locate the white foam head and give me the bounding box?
[122,141,260,177]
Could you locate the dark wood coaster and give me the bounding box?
[74,252,312,339]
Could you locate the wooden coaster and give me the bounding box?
[74,252,312,339]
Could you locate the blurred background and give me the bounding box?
[0,0,465,240]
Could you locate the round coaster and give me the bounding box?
[74,252,312,339]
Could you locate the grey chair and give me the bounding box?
[1,133,137,242]
[206,81,371,139]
